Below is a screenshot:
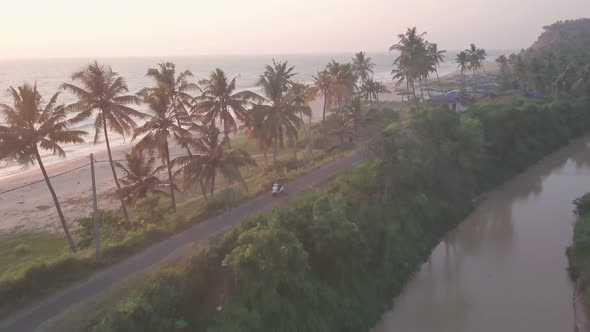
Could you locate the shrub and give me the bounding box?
[574,193,590,216]
[74,209,128,249]
[135,196,169,226]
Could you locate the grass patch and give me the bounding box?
[0,233,68,281]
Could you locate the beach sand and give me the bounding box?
[0,66,493,234]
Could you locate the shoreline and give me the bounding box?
[0,65,498,234]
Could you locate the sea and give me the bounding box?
[0,50,511,178]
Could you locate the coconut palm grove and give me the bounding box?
[1,16,590,332]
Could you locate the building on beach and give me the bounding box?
[429,91,473,112]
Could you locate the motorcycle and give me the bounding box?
[272,183,285,197]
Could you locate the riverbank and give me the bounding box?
[568,193,590,332]
[375,133,590,332]
[84,96,590,331]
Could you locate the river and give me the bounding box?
[373,135,590,332]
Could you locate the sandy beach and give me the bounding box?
[0,65,498,234]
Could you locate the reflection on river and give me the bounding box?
[373,136,590,332]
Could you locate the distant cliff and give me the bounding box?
[529,18,590,56]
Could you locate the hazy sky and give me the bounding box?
[1,0,589,59]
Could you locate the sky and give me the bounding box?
[1,0,589,59]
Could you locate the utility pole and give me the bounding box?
[90,153,101,258]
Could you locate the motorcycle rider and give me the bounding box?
[272,179,283,195]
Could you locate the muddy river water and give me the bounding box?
[373,136,590,332]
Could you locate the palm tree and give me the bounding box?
[313,70,332,139]
[327,110,354,144]
[360,80,373,102]
[173,126,256,195]
[256,60,303,163]
[288,82,313,160]
[465,44,487,93]
[325,60,356,109]
[345,96,365,138]
[573,63,590,96]
[495,55,510,73]
[145,62,199,129]
[390,27,429,100]
[496,55,513,91]
[62,61,145,222]
[361,78,390,102]
[114,146,168,204]
[391,62,414,99]
[352,51,375,84]
[133,87,190,212]
[456,51,471,93]
[194,69,261,140]
[375,81,390,101]
[241,107,273,166]
[428,43,446,94]
[0,84,86,252]
[465,44,482,74]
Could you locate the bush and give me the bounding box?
[135,196,169,226]
[574,193,590,216]
[74,209,128,249]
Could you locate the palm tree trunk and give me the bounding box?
[472,69,477,95]
[307,113,313,163]
[210,171,216,195]
[263,147,268,167]
[224,131,231,148]
[436,68,444,95]
[461,71,466,93]
[103,118,130,222]
[425,76,432,99]
[35,147,76,253]
[322,92,328,140]
[418,77,425,101]
[164,142,176,212]
[199,178,208,201]
[273,129,278,164]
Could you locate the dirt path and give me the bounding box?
[0,148,371,332]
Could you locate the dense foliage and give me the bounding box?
[496,19,590,96]
[568,192,590,313]
[88,96,590,331]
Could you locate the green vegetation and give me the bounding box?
[87,96,590,331]
[2,19,590,327]
[0,233,67,280]
[0,105,393,319]
[0,45,397,318]
[496,19,590,97]
[568,192,590,313]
